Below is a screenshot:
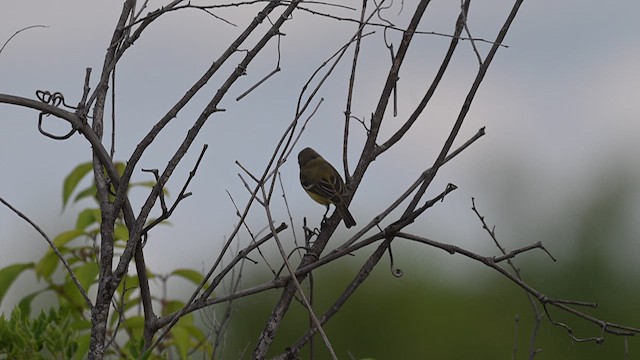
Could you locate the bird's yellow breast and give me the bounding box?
[305,189,332,206]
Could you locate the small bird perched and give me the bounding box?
[298,147,356,228]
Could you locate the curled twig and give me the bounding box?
[36,90,79,140]
[387,242,403,278]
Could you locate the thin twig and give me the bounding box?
[339,127,484,250]
[0,25,49,57]
[0,196,92,308]
[110,65,117,159]
[236,67,281,101]
[141,144,208,234]
[459,0,482,65]
[471,197,545,357]
[153,223,288,329]
[396,231,640,340]
[342,0,368,180]
[226,191,275,275]
[296,6,508,47]
[278,173,301,258]
[277,238,393,359]
[512,315,519,360]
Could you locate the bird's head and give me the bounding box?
[298,147,321,167]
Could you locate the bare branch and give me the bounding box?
[153,223,288,330]
[459,0,483,65]
[341,0,368,180]
[276,238,394,359]
[396,231,640,340]
[340,127,484,250]
[472,197,545,357]
[141,144,209,234]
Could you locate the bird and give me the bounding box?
[298,147,356,228]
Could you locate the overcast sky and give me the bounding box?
[1,1,639,310]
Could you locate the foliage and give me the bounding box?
[0,306,81,359]
[0,163,211,359]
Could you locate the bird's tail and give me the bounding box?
[337,203,356,228]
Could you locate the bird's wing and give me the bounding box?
[314,172,347,203]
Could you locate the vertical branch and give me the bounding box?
[342,0,368,180]
[89,1,136,359]
[110,68,117,159]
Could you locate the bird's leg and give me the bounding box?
[321,205,330,225]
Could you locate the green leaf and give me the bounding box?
[125,336,145,359]
[73,185,96,204]
[75,208,101,230]
[0,304,82,358]
[60,262,98,309]
[70,318,92,331]
[62,162,94,209]
[144,217,172,229]
[74,333,91,360]
[35,251,60,280]
[170,269,204,286]
[72,262,99,290]
[183,323,212,353]
[62,279,86,309]
[170,325,190,360]
[182,323,206,342]
[109,296,142,327]
[116,274,139,298]
[129,181,170,195]
[53,229,86,248]
[17,290,45,317]
[114,162,126,175]
[0,263,34,306]
[162,300,186,317]
[124,316,145,332]
[130,180,158,189]
[114,223,129,242]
